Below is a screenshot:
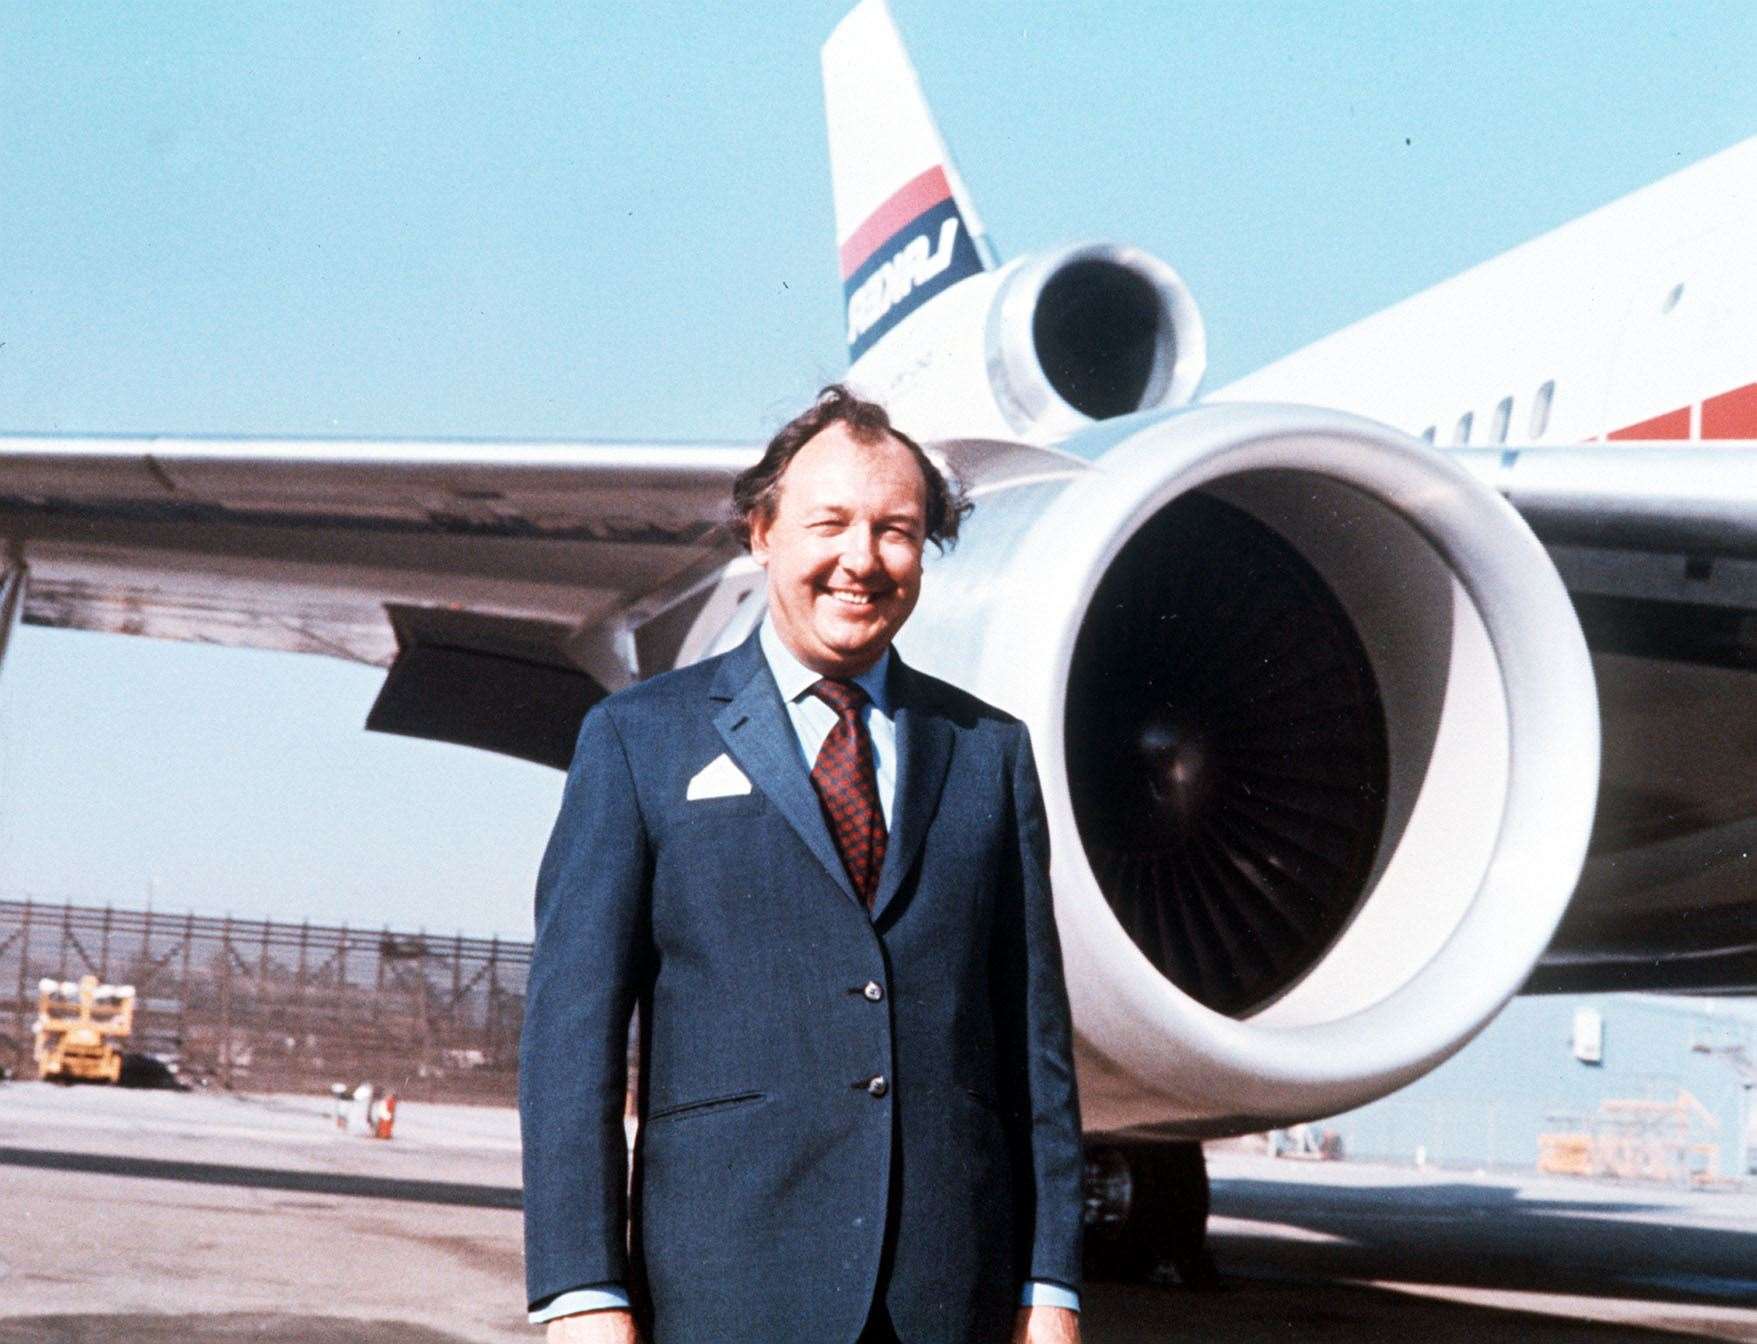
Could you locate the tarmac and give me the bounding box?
[1,1081,1753,1342]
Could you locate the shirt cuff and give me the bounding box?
[529,1283,632,1324]
[1020,1280,1081,1312]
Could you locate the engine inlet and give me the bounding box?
[1034,260,1168,420]
[1065,491,1389,1017]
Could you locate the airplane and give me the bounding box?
[1,0,1753,1278]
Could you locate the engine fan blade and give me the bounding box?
[1066,491,1388,1016]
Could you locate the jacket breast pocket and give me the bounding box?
[666,794,769,826]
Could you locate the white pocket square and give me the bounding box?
[686,753,753,800]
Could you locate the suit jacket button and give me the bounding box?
[863,981,883,1001]
[867,1075,888,1098]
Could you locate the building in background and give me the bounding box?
[1323,995,1756,1183]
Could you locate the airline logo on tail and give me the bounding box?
[841,166,982,361]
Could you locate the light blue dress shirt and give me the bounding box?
[759,615,897,828]
[530,621,1079,1324]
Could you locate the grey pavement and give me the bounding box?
[2,1084,1754,1342]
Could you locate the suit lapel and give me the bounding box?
[869,657,955,924]
[710,633,861,908]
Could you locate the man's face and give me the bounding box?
[749,422,928,678]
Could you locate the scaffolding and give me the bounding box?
[1538,1089,1723,1186]
[0,899,529,1103]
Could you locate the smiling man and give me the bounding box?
[520,386,1084,1344]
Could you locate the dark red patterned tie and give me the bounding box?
[808,678,888,907]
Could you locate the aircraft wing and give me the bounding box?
[1455,441,1757,572]
[1454,441,1757,995]
[0,432,1062,768]
[0,433,761,765]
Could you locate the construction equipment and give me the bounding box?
[1539,1090,1723,1186]
[34,975,135,1083]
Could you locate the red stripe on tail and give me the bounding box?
[838,166,952,280]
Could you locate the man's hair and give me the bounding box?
[731,384,971,551]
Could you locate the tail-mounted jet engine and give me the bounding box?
[985,244,1206,439]
[855,242,1207,444]
[903,403,1599,1136]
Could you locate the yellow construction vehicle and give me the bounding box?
[35,975,135,1083]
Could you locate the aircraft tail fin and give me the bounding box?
[822,0,991,365]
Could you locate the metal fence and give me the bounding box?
[0,899,529,1103]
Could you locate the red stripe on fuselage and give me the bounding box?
[1607,407,1691,441]
[839,166,953,280]
[1703,382,1757,439]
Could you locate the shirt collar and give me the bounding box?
[759,614,892,713]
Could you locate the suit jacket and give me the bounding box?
[519,629,1083,1344]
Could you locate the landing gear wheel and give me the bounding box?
[1082,1138,1218,1289]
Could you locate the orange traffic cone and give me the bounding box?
[373,1092,397,1140]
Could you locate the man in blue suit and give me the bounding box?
[521,386,1084,1344]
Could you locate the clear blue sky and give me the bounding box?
[1,2,1752,939]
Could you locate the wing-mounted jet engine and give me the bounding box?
[910,406,1600,1137]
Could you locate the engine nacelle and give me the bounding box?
[900,404,1599,1135]
[850,243,1206,445]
